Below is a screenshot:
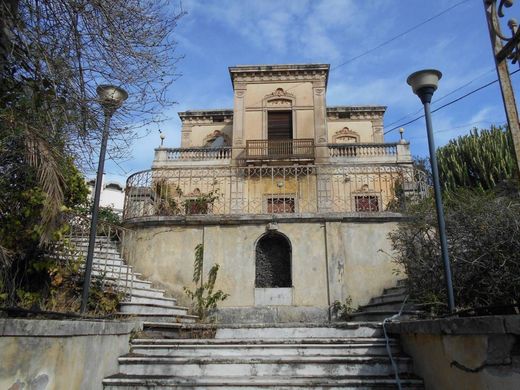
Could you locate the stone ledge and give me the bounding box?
[387,315,520,336]
[0,318,141,337]
[124,212,409,228]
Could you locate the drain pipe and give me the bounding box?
[322,222,331,321]
[382,295,409,390]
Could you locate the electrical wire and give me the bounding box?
[331,0,471,72]
[245,1,472,111]
[384,68,496,129]
[384,68,520,135]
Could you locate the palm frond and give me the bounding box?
[23,126,65,244]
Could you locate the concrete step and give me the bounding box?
[369,291,407,305]
[347,310,422,322]
[120,303,189,316]
[129,294,177,306]
[103,374,424,389]
[119,314,198,324]
[129,287,169,299]
[359,300,417,313]
[396,279,407,287]
[116,355,414,377]
[102,276,153,290]
[130,340,400,357]
[214,323,383,339]
[90,269,144,283]
[383,286,406,296]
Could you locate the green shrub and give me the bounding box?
[390,188,520,315]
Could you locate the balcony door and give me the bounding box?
[267,111,292,157]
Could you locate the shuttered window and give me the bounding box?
[268,111,292,140]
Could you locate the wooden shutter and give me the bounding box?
[268,111,292,140]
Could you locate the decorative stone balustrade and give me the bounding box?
[328,142,411,164]
[153,147,232,167]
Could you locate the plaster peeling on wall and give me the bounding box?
[450,360,512,373]
[8,374,49,390]
[137,228,182,241]
[336,259,344,281]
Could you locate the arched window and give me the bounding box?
[255,232,292,288]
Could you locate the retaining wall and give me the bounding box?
[0,318,139,390]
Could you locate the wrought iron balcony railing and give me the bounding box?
[124,164,428,220]
[245,139,315,161]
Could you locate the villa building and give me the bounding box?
[122,64,424,322]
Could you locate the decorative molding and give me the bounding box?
[203,130,231,146]
[231,70,328,85]
[263,88,296,108]
[265,87,295,100]
[332,127,360,143]
[314,88,325,96]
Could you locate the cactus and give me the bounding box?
[437,126,518,192]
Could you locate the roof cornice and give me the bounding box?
[229,64,330,88]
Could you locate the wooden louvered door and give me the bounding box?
[267,111,292,156]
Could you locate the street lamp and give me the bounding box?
[80,85,128,314]
[406,69,456,313]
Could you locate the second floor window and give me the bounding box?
[268,111,292,140]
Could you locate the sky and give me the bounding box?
[98,0,520,186]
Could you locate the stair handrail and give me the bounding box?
[49,211,135,301]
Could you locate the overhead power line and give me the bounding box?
[331,0,471,72]
[384,68,520,135]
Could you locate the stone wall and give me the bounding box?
[123,214,404,321]
[388,316,520,390]
[0,319,138,390]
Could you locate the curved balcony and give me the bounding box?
[123,164,428,220]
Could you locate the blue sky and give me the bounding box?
[99,0,520,185]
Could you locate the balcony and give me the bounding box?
[124,164,428,220]
[244,139,315,164]
[153,146,232,168]
[328,142,412,164]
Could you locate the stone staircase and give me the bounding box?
[103,322,424,389]
[68,236,197,324]
[347,280,422,322]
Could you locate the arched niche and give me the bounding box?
[255,232,292,288]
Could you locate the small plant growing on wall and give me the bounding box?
[331,296,355,321]
[183,189,220,215]
[153,179,182,216]
[183,244,229,321]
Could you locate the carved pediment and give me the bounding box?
[264,88,295,107]
[333,127,359,143]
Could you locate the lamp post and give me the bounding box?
[406,69,456,313]
[80,85,128,314]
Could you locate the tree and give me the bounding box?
[1,0,184,238]
[0,0,184,310]
[437,126,518,192]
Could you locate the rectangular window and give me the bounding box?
[267,197,295,213]
[184,199,209,215]
[355,195,379,212]
[268,111,292,140]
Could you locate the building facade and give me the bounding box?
[123,64,425,322]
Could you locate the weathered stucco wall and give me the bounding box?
[0,319,137,390]
[326,221,401,306]
[124,216,403,314]
[388,316,520,390]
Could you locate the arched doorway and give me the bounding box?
[255,232,292,288]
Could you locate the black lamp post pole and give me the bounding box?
[80,111,112,314]
[418,86,456,313]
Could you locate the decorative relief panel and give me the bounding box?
[264,88,295,108]
[332,127,360,143]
